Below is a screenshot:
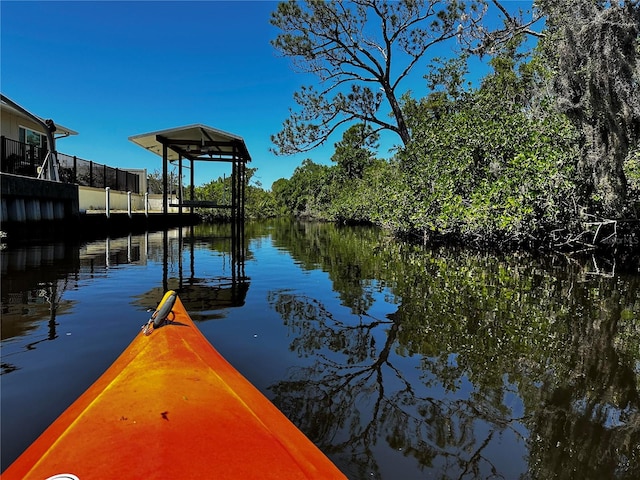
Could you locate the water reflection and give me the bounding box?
[0,223,250,471]
[1,220,638,478]
[146,224,249,321]
[1,224,249,344]
[1,243,77,345]
[265,223,640,479]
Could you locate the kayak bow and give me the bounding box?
[4,291,346,479]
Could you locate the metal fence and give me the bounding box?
[0,136,46,177]
[57,153,140,194]
[1,136,140,193]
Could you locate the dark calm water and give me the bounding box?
[1,220,639,479]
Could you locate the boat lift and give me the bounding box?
[129,124,251,223]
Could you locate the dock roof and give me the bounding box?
[128,124,251,163]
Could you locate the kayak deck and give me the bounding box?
[4,294,345,479]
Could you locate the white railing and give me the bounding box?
[78,185,178,215]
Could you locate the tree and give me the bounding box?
[536,0,640,216]
[147,170,164,194]
[271,177,293,214]
[270,0,485,155]
[147,168,183,195]
[280,159,334,215]
[393,39,579,247]
[471,0,640,216]
[465,0,545,56]
[330,123,379,179]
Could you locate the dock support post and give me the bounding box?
[127,191,132,218]
[145,192,149,217]
[190,159,194,216]
[162,143,168,217]
[178,154,183,217]
[105,187,111,218]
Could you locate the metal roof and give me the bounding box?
[128,124,251,163]
[1,94,78,138]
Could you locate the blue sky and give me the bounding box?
[1,1,535,189]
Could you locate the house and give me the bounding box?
[1,94,77,179]
[1,95,154,231]
[1,94,145,194]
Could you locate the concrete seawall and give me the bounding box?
[1,173,79,224]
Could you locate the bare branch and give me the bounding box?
[271,0,487,155]
[464,0,546,56]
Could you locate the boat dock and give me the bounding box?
[1,173,199,244]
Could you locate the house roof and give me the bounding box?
[128,124,251,163]
[0,94,78,138]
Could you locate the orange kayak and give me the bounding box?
[4,291,346,479]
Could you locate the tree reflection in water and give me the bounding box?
[265,224,639,479]
[268,292,527,479]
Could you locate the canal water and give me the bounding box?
[1,220,639,479]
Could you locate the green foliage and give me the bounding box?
[191,167,280,220]
[380,42,581,246]
[246,184,280,219]
[624,147,640,213]
[274,159,334,218]
[194,176,228,203]
[192,174,232,220]
[269,35,592,248]
[264,0,639,249]
[330,124,379,181]
[270,178,293,216]
[328,159,396,225]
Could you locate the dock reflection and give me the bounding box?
[138,223,249,321]
[1,223,249,344]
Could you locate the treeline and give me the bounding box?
[190,1,640,251]
[268,46,638,250]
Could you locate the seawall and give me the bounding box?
[1,173,199,244]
